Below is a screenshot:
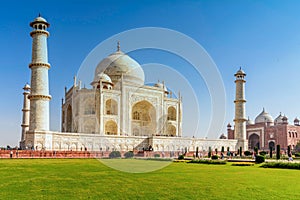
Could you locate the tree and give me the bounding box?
[208,147,212,158]
[221,146,224,153]
[269,146,273,158]
[239,147,242,157]
[276,145,280,160]
[196,147,199,158]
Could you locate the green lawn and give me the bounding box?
[0,159,300,199]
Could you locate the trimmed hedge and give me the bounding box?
[244,151,252,156]
[178,154,185,160]
[259,151,267,156]
[124,151,134,159]
[109,151,121,158]
[232,162,254,166]
[189,159,227,165]
[255,155,265,163]
[154,154,160,158]
[261,162,300,169]
[211,155,219,160]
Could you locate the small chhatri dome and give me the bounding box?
[294,117,299,122]
[255,108,274,124]
[154,80,163,88]
[30,14,50,27]
[97,73,112,83]
[23,83,31,90]
[234,67,246,76]
[94,42,145,85]
[282,115,288,121]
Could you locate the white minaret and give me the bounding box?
[28,15,51,132]
[20,84,31,149]
[234,68,248,150]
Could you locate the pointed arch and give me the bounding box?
[167,124,176,136]
[131,100,156,136]
[168,106,176,121]
[105,120,118,135]
[66,104,72,132]
[106,99,118,115]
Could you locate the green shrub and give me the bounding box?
[244,151,251,156]
[255,155,265,163]
[211,155,218,160]
[295,153,300,157]
[259,151,267,156]
[208,147,212,158]
[261,162,300,169]
[239,147,242,157]
[154,154,160,158]
[221,146,224,153]
[178,154,184,160]
[109,151,121,159]
[189,159,226,165]
[232,162,254,166]
[124,151,134,158]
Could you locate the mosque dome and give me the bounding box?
[246,117,254,125]
[255,108,274,124]
[94,44,144,86]
[275,113,284,124]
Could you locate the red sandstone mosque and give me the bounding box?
[228,101,300,151]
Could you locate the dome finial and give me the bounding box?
[117,41,120,51]
[38,13,41,17]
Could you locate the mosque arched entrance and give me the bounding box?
[249,134,260,149]
[269,141,275,151]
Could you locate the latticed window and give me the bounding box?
[133,111,140,120]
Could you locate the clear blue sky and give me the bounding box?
[1,0,300,147]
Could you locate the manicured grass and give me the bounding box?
[0,159,300,199]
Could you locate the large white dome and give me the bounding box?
[255,108,274,124]
[94,49,144,86]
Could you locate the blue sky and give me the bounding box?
[1,0,300,146]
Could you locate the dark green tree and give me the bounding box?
[254,147,258,154]
[221,146,224,153]
[208,147,212,158]
[269,147,273,158]
[239,147,242,157]
[276,145,280,160]
[196,147,199,158]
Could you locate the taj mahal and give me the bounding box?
[19,15,299,153]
